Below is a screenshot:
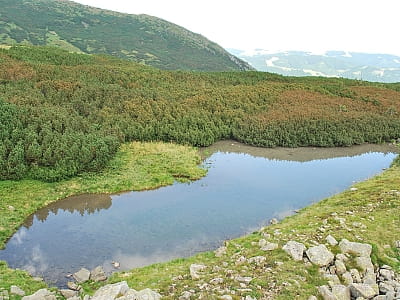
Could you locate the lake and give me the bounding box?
[0,141,397,287]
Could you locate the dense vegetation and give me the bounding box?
[1,45,400,181]
[0,0,252,71]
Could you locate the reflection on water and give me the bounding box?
[0,142,397,287]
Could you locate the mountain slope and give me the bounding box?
[0,0,252,71]
[232,49,400,83]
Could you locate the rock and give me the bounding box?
[342,272,354,285]
[135,288,162,300]
[350,269,362,283]
[335,260,347,275]
[60,289,78,299]
[379,282,394,294]
[326,235,338,246]
[91,281,129,300]
[10,285,25,296]
[248,256,266,265]
[308,296,318,300]
[111,261,120,269]
[210,277,224,285]
[318,285,335,300]
[73,268,91,283]
[336,253,349,262]
[306,244,335,267]
[8,205,15,211]
[339,239,372,257]
[234,276,253,284]
[219,296,233,300]
[323,274,341,286]
[67,281,80,291]
[331,285,351,300]
[91,266,107,282]
[235,256,247,265]
[395,240,400,249]
[190,264,206,280]
[363,271,377,285]
[215,246,227,257]
[379,269,393,281]
[355,256,374,274]
[179,291,192,300]
[349,283,378,299]
[261,242,279,251]
[22,289,56,300]
[258,239,267,247]
[269,218,278,225]
[244,296,257,300]
[282,241,306,261]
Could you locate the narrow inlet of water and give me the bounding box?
[0,141,397,287]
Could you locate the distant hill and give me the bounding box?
[231,49,400,83]
[0,0,252,71]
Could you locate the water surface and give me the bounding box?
[0,141,397,287]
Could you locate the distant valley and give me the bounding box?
[231,49,400,83]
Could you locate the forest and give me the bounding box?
[1,45,400,181]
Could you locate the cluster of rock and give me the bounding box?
[4,266,161,300]
[281,236,400,300]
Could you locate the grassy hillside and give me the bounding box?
[0,0,252,71]
[1,45,400,182]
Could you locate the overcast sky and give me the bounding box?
[74,0,400,56]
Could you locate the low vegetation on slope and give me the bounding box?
[0,0,252,71]
[1,46,400,182]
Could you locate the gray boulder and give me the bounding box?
[355,256,374,274]
[306,244,335,266]
[91,266,107,282]
[326,235,338,246]
[73,268,91,283]
[60,289,78,299]
[339,239,372,257]
[134,288,162,300]
[318,285,335,300]
[261,242,279,251]
[282,241,306,261]
[349,283,378,299]
[331,285,350,300]
[22,289,56,300]
[92,281,130,300]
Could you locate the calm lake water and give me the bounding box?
[0,141,397,287]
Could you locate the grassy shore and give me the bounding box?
[82,159,400,299]
[1,142,399,299]
[0,142,206,294]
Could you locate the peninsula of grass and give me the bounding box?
[0,141,206,295]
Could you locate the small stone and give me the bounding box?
[210,278,224,285]
[269,218,278,225]
[331,285,351,300]
[235,256,247,265]
[339,239,372,257]
[379,268,393,281]
[379,282,394,294]
[234,276,253,284]
[261,242,278,251]
[342,272,353,285]
[90,266,107,282]
[318,285,335,300]
[336,253,348,262]
[308,296,318,300]
[190,264,206,280]
[363,271,376,285]
[219,296,232,300]
[395,240,400,249]
[306,244,335,267]
[349,283,378,299]
[326,235,338,246]
[215,246,227,257]
[60,289,77,299]
[335,260,347,275]
[73,268,91,283]
[10,286,25,296]
[282,241,306,261]
[350,188,358,191]
[248,256,266,265]
[258,239,267,247]
[67,282,80,291]
[350,269,362,283]
[324,274,341,287]
[179,291,192,300]
[111,261,120,269]
[8,205,15,211]
[135,288,161,300]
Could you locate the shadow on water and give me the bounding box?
[0,141,397,287]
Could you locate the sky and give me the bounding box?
[74,0,400,56]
